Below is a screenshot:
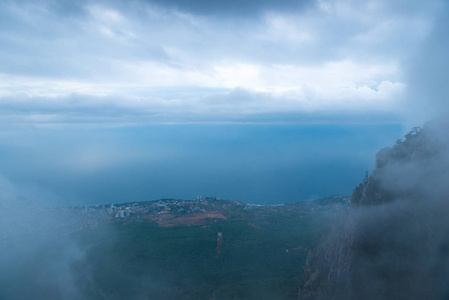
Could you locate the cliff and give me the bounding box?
[351,126,438,206]
[298,121,449,300]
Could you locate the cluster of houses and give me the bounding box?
[105,196,230,219]
[0,195,350,240]
[58,194,350,230]
[65,197,235,226]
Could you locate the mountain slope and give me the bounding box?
[298,121,449,300]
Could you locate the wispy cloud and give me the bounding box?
[0,0,444,124]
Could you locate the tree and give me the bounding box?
[363,171,369,183]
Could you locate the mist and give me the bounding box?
[0,122,405,299]
[0,176,85,299]
[352,121,449,299]
[299,120,449,299]
[299,1,449,296]
[1,0,448,299]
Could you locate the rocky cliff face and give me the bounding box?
[351,126,439,206]
[298,121,449,300]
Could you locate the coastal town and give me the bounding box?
[0,195,350,241]
[58,195,350,231]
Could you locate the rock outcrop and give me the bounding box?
[298,121,449,300]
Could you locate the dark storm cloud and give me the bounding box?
[20,0,314,18]
[141,0,314,17]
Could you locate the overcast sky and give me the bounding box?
[0,0,447,205]
[0,0,446,125]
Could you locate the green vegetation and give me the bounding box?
[72,203,341,300]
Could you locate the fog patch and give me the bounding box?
[0,176,89,299]
[299,120,449,299]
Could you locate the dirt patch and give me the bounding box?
[157,211,227,227]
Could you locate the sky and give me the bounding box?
[0,0,447,205]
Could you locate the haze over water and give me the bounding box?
[0,123,402,205]
[0,0,447,207]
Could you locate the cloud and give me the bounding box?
[299,119,449,299]
[0,82,404,125]
[141,0,315,17]
[403,1,449,123]
[0,0,444,124]
[0,175,86,299]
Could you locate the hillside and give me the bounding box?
[298,121,449,300]
[0,196,348,300]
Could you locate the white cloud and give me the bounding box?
[0,0,444,124]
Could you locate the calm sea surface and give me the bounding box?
[0,123,404,205]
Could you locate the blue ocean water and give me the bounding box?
[0,123,404,205]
